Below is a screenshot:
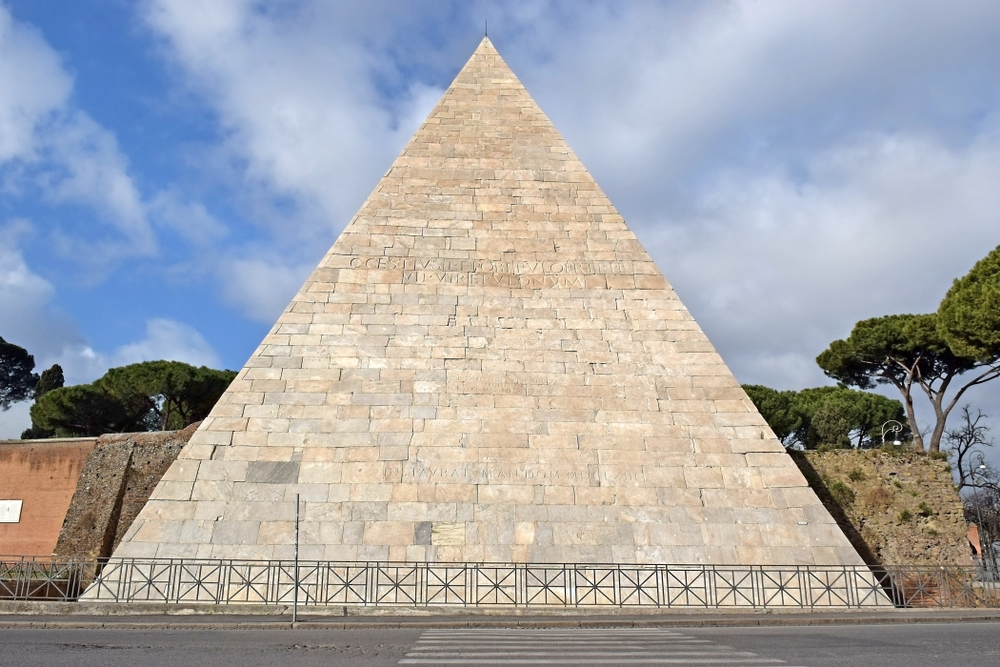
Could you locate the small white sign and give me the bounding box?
[0,500,23,523]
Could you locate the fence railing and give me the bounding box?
[3,557,998,609]
[0,558,99,602]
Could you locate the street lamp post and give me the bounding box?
[969,455,993,579]
[881,420,903,447]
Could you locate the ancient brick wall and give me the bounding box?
[792,449,974,566]
[53,424,196,560]
[0,439,97,557]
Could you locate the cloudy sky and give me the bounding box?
[2,0,1000,448]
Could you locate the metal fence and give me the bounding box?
[3,557,999,609]
[0,558,99,602]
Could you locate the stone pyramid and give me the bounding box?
[113,37,863,567]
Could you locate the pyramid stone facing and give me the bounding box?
[113,38,863,567]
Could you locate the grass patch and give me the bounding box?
[827,479,856,507]
[861,486,895,511]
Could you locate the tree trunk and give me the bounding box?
[927,394,959,453]
[896,383,924,451]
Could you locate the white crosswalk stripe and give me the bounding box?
[397,628,809,666]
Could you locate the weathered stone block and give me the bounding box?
[211,521,260,545]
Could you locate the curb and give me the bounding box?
[2,608,999,630]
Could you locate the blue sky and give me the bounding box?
[2,0,1000,453]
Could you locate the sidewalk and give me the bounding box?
[1,601,999,629]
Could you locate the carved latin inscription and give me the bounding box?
[385,464,644,485]
[348,257,632,288]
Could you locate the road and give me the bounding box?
[1,622,998,666]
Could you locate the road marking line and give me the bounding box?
[398,628,802,666]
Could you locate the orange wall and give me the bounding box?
[0,439,96,558]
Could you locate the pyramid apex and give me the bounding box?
[476,34,496,52]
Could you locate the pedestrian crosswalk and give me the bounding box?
[397,628,807,666]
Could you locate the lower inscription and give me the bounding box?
[385,464,643,484]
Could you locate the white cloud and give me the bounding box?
[0,223,48,438]
[0,402,30,440]
[489,1,1000,218]
[0,5,71,162]
[0,220,81,360]
[0,3,159,264]
[0,3,229,269]
[149,190,228,246]
[110,318,221,369]
[656,130,1000,394]
[40,112,155,255]
[0,224,221,437]
[218,255,314,323]
[139,0,450,323]
[142,0,434,229]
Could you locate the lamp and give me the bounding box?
[881,420,903,446]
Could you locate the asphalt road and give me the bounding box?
[2,622,998,666]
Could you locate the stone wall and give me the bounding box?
[53,424,196,560]
[791,449,974,566]
[0,438,97,557]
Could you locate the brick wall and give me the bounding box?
[54,424,195,560]
[0,439,97,557]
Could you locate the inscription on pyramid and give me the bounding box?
[113,38,863,567]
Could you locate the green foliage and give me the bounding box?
[938,244,1000,361]
[20,364,67,439]
[817,313,969,392]
[19,425,53,439]
[30,361,236,437]
[848,468,866,482]
[34,364,64,398]
[917,502,934,517]
[30,383,151,436]
[817,246,1000,452]
[809,397,854,449]
[827,479,856,507]
[741,385,802,444]
[0,337,38,410]
[743,384,906,449]
[98,360,237,431]
[897,509,913,523]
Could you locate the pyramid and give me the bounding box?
[111,38,863,567]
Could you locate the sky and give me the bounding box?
[2,0,1000,458]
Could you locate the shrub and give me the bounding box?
[828,479,856,507]
[862,486,895,511]
[848,468,866,482]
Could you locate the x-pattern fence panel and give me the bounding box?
[2,557,998,608]
[0,558,98,601]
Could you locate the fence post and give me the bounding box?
[293,493,300,623]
